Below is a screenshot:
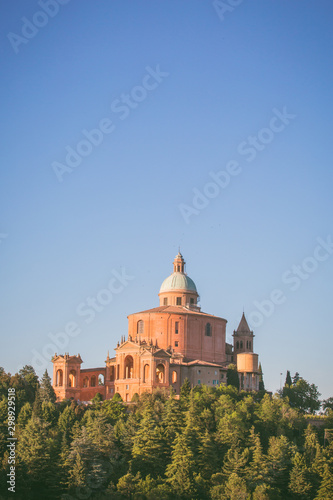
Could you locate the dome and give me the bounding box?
[159,272,197,293]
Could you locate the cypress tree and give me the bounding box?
[285,370,292,387]
[258,362,265,391]
[227,363,240,390]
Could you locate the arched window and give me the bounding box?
[137,320,144,334]
[249,341,251,350]
[176,297,182,305]
[156,364,165,383]
[109,366,115,381]
[98,374,105,385]
[83,376,89,388]
[163,298,168,305]
[246,341,249,349]
[205,323,212,336]
[56,369,63,387]
[124,355,134,379]
[172,370,177,383]
[240,341,243,349]
[91,375,96,387]
[69,370,76,388]
[236,341,239,349]
[143,364,149,383]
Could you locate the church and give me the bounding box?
[52,252,261,402]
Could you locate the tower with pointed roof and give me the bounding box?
[233,312,254,355]
[232,312,260,391]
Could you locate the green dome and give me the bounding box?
[159,272,197,293]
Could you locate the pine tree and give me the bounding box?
[16,417,59,498]
[266,435,295,495]
[18,365,40,406]
[68,452,86,491]
[165,432,198,498]
[58,405,76,439]
[131,408,167,477]
[288,452,312,499]
[223,473,249,500]
[315,463,333,499]
[39,369,56,403]
[247,427,269,488]
[197,429,220,479]
[222,446,249,478]
[162,393,184,443]
[17,402,32,428]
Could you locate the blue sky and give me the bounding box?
[1,1,333,399]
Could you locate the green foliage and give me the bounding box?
[113,392,123,401]
[2,364,333,499]
[227,363,240,390]
[91,391,103,403]
[39,369,56,403]
[180,377,191,398]
[258,362,265,391]
[282,372,321,414]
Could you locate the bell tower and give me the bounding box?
[233,313,254,355]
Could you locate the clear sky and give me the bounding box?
[1,1,333,399]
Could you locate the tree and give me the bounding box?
[322,397,333,414]
[102,399,127,425]
[39,370,56,403]
[113,392,123,402]
[18,365,40,405]
[288,452,312,499]
[58,405,76,439]
[131,408,167,477]
[180,378,191,398]
[258,362,265,391]
[222,446,249,478]
[116,471,141,498]
[266,435,295,494]
[315,463,333,499]
[68,452,86,491]
[292,378,321,413]
[16,417,60,498]
[216,473,249,500]
[247,427,269,488]
[165,432,197,498]
[91,392,103,404]
[227,364,239,390]
[285,370,292,387]
[17,402,32,428]
[32,388,43,420]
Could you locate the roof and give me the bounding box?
[128,304,226,320]
[185,359,228,368]
[235,312,252,334]
[159,272,197,293]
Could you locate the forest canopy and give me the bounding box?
[0,366,332,499]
